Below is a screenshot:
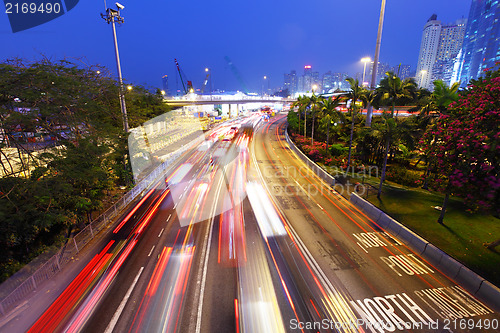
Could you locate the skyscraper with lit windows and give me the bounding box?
[416,15,466,90]
[456,0,500,86]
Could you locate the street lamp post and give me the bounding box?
[263,76,267,97]
[366,0,386,127]
[102,4,129,133]
[205,67,212,98]
[361,57,371,86]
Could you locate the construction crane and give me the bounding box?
[224,56,249,94]
[200,73,210,94]
[174,58,193,95]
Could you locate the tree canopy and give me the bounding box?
[0,57,170,280]
[422,67,500,215]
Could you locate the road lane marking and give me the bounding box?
[158,228,164,238]
[357,243,369,253]
[194,169,224,333]
[104,267,144,333]
[167,214,172,222]
[380,254,435,277]
[251,138,360,323]
[354,232,403,252]
[316,203,324,210]
[350,292,434,331]
[148,245,155,257]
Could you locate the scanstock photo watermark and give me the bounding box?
[261,164,379,197]
[4,0,80,33]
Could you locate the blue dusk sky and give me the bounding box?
[1,0,471,93]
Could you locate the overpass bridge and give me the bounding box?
[163,94,296,107]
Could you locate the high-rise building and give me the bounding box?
[312,71,321,91]
[456,0,500,86]
[332,72,348,90]
[162,75,169,95]
[432,18,467,85]
[367,61,391,84]
[297,76,305,93]
[398,65,412,80]
[303,65,313,92]
[387,64,412,80]
[284,70,297,95]
[416,15,466,89]
[416,14,443,89]
[322,71,333,93]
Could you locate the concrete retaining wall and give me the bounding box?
[284,128,336,186]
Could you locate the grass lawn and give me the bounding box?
[364,183,500,287]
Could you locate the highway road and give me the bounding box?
[23,113,499,333]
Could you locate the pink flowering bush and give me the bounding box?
[421,66,500,213]
[291,134,329,163]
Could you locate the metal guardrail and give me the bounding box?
[0,141,196,317]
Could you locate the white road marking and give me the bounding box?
[104,267,144,333]
[317,203,324,210]
[158,228,164,238]
[194,171,224,333]
[356,242,369,253]
[148,245,155,257]
[167,214,172,222]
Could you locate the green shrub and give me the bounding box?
[385,166,423,187]
[329,144,348,157]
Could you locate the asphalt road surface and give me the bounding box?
[15,113,500,333]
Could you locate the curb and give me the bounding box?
[283,126,500,312]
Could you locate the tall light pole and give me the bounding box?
[102,3,129,133]
[366,0,386,127]
[361,57,371,86]
[205,67,212,98]
[262,76,267,96]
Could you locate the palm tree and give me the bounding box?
[374,72,418,198]
[292,95,306,135]
[431,80,460,115]
[345,78,368,171]
[431,80,459,224]
[300,95,312,138]
[319,95,342,153]
[308,94,323,145]
[417,80,460,194]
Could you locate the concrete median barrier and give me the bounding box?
[476,281,500,312]
[397,227,429,254]
[455,265,485,294]
[438,253,463,279]
[422,243,446,266]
